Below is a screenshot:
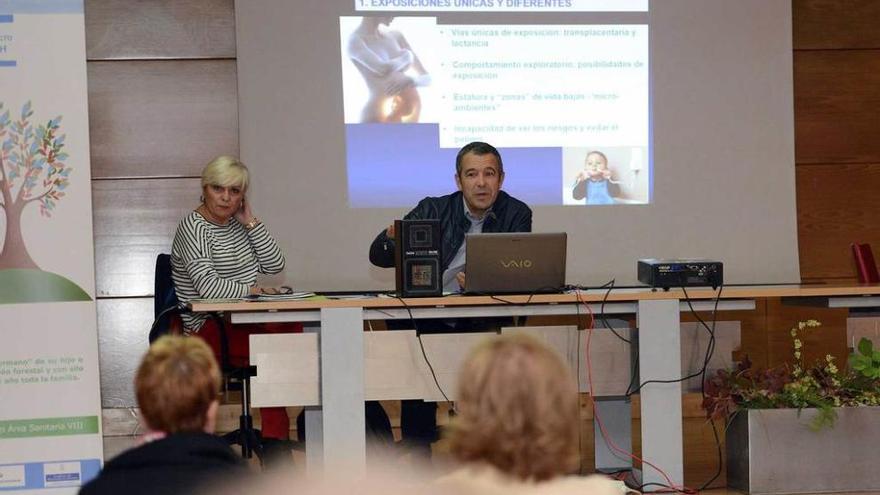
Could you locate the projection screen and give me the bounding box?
[235,0,798,291]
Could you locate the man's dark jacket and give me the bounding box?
[369,190,532,270]
[78,432,248,495]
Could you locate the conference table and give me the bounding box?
[190,284,880,487]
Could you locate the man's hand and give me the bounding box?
[456,271,466,290]
[385,223,396,239]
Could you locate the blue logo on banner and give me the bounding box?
[0,459,100,491]
[0,1,83,14]
[46,473,80,482]
[0,14,14,68]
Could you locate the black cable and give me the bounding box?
[597,279,631,344]
[634,482,695,494]
[682,283,724,491]
[628,283,725,493]
[392,285,571,407]
[394,296,454,408]
[574,280,641,470]
[626,364,707,395]
[574,298,585,474]
[576,279,640,432]
[624,353,640,397]
[567,281,630,344]
[625,284,723,397]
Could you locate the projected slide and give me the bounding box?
[340,14,650,208]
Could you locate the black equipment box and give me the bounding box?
[638,259,723,290]
[395,219,443,297]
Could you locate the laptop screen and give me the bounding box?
[464,233,567,294]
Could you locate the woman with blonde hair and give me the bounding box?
[441,333,620,495]
[170,155,301,463]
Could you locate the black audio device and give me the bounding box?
[395,219,443,297]
[637,258,723,290]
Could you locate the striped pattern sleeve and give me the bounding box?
[171,212,282,331]
[244,222,285,274]
[172,216,253,300]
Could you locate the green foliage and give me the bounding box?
[850,338,880,380]
[703,321,880,430]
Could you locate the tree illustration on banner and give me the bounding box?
[0,101,90,303]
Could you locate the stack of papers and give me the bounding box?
[246,291,317,301]
[325,294,376,300]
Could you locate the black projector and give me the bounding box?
[638,259,723,290]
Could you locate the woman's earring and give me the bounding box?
[199,195,205,203]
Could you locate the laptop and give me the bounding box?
[464,232,567,294]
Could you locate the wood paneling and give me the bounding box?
[93,178,200,297]
[713,303,768,368]
[794,50,880,164]
[796,163,880,280]
[628,395,726,488]
[85,0,236,60]
[97,297,153,408]
[793,0,880,50]
[705,297,848,376]
[763,298,849,370]
[88,60,238,179]
[682,416,725,488]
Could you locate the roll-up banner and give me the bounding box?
[0,1,103,492]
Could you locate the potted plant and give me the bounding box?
[703,320,880,494]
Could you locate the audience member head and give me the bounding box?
[135,335,221,434]
[447,333,580,481]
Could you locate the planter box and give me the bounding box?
[727,407,880,494]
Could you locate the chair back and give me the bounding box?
[150,253,183,343]
[851,243,880,284]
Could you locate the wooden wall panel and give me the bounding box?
[796,163,880,280]
[714,302,769,368]
[763,298,849,370]
[85,0,236,60]
[794,50,880,164]
[96,298,153,408]
[88,60,238,179]
[793,0,880,50]
[93,178,200,297]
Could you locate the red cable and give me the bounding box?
[580,287,595,330]
[576,289,697,495]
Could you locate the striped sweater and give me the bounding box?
[171,211,285,332]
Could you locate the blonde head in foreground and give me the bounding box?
[447,333,580,481]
